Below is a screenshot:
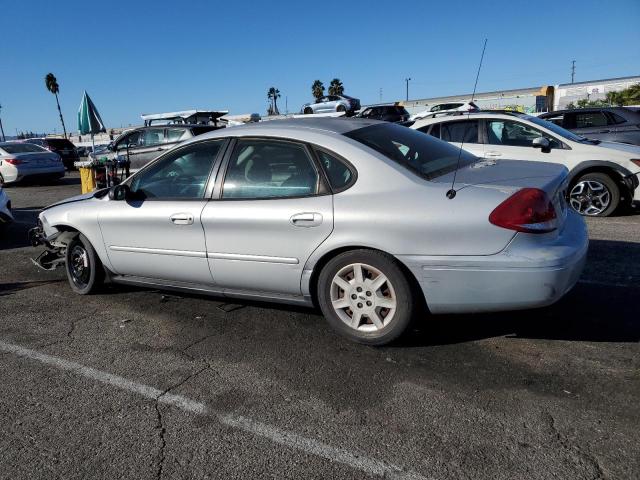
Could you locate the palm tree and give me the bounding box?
[312,80,325,100]
[267,87,281,115]
[45,73,67,138]
[328,78,344,96]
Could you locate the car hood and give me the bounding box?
[43,189,108,211]
[593,141,640,156]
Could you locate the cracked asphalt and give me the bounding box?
[1,173,639,479]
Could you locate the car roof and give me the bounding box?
[542,107,636,115]
[411,111,527,127]
[224,117,382,134]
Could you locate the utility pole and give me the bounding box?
[571,60,576,84]
[379,88,383,103]
[0,103,5,141]
[405,78,411,101]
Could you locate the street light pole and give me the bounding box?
[405,78,411,101]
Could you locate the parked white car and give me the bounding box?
[0,184,13,228]
[411,111,640,216]
[409,101,479,121]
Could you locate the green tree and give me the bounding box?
[328,78,344,96]
[45,73,67,138]
[312,80,325,100]
[267,87,281,115]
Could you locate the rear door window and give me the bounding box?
[140,128,165,147]
[440,120,479,143]
[222,140,319,199]
[166,128,189,143]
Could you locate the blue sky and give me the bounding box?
[1,0,639,134]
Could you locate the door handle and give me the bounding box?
[485,151,502,157]
[290,212,322,227]
[598,129,610,133]
[170,213,194,225]
[156,148,163,151]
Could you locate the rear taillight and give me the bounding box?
[4,158,22,165]
[489,188,557,234]
[630,159,640,168]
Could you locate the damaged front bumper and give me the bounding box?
[28,222,67,271]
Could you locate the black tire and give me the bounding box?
[336,104,347,112]
[65,233,104,294]
[304,107,313,114]
[317,249,415,345]
[568,172,620,217]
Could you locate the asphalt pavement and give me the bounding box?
[0,173,638,479]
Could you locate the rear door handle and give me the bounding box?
[598,129,610,133]
[484,151,502,157]
[290,212,322,227]
[170,213,194,225]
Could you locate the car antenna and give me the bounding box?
[446,38,488,200]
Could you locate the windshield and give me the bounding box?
[523,115,587,143]
[345,123,476,180]
[0,143,48,154]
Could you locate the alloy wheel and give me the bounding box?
[330,263,397,332]
[569,180,611,216]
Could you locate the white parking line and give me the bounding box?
[0,340,430,480]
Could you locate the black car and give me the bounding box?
[539,107,640,145]
[101,124,221,171]
[357,104,410,123]
[25,137,79,170]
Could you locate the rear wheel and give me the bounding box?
[569,173,619,217]
[65,234,104,294]
[317,250,415,345]
[336,104,347,113]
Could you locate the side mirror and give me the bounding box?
[532,137,551,153]
[108,184,130,201]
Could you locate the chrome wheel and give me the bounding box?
[69,244,90,289]
[569,180,611,216]
[330,263,397,332]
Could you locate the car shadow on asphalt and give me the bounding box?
[2,176,80,188]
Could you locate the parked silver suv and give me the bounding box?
[94,124,221,171]
[302,95,360,115]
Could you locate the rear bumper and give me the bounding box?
[4,166,65,183]
[396,211,588,314]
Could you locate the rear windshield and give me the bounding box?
[45,138,76,148]
[1,143,48,154]
[344,123,476,180]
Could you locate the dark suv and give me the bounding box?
[539,107,640,145]
[25,137,79,170]
[99,124,221,171]
[357,105,410,123]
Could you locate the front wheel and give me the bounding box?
[317,250,415,345]
[336,104,347,113]
[303,107,313,114]
[569,173,620,217]
[65,233,104,294]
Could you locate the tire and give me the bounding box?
[568,172,620,217]
[317,249,415,345]
[336,105,346,113]
[304,107,313,114]
[65,233,104,294]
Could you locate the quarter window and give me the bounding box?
[574,112,608,128]
[486,120,561,148]
[166,128,189,143]
[440,120,479,143]
[222,140,319,199]
[129,141,223,199]
[316,149,354,191]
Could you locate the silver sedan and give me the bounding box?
[0,142,65,184]
[32,118,587,345]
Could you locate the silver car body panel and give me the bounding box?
[39,118,587,313]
